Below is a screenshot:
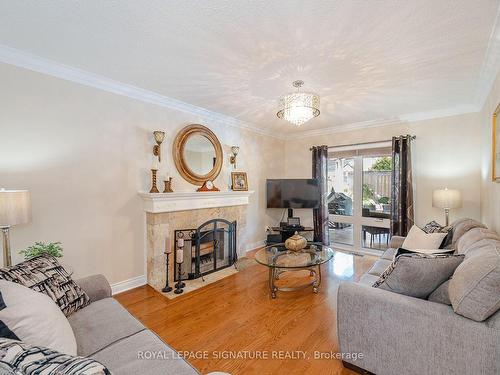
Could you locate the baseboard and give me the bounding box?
[111,275,147,295]
[110,242,264,294]
[245,240,266,253]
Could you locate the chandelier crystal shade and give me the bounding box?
[277,80,320,126]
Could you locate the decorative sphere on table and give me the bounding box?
[284,232,307,252]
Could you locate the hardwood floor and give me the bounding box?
[115,250,377,375]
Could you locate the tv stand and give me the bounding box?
[267,226,314,245]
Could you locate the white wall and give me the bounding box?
[284,113,482,229]
[0,63,284,284]
[480,70,500,233]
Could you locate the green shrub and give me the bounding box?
[19,242,63,260]
[370,157,392,171]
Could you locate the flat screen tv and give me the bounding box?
[266,179,320,209]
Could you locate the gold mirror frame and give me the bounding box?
[173,124,223,186]
[493,103,500,182]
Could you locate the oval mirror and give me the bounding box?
[173,124,223,185]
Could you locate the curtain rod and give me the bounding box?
[309,135,416,151]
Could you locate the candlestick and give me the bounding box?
[174,263,184,294]
[176,249,184,263]
[163,177,174,193]
[161,251,173,293]
[149,169,159,193]
[174,234,185,294]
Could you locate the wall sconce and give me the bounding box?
[230,146,239,169]
[153,131,165,162]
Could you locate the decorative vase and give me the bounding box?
[284,232,307,252]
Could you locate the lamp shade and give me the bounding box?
[432,188,462,209]
[0,190,32,227]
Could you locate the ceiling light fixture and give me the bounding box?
[277,80,320,126]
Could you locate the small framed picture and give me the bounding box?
[231,172,248,191]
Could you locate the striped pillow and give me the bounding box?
[0,338,111,375]
[0,255,89,316]
[422,220,453,248]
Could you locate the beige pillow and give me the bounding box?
[402,225,447,252]
[456,227,500,255]
[0,280,77,355]
[449,239,500,321]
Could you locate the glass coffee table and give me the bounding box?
[254,243,334,299]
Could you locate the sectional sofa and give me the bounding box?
[337,218,500,375]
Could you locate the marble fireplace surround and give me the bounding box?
[139,191,254,292]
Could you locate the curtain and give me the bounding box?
[390,135,415,236]
[312,145,329,245]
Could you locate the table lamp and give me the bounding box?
[432,188,462,226]
[0,189,32,267]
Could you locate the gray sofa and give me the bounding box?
[71,274,200,375]
[337,218,500,375]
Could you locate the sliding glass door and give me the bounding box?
[328,148,392,253]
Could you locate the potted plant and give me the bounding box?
[19,242,63,260]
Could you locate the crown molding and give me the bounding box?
[285,104,480,140]
[0,44,285,140]
[475,3,500,110]
[285,118,405,139]
[0,41,492,141]
[397,104,479,122]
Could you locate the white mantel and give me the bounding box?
[139,190,254,213]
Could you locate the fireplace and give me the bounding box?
[174,219,237,281]
[140,190,253,293]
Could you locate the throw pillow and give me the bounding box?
[449,239,500,322]
[372,252,464,298]
[396,247,453,256]
[422,220,453,248]
[0,255,90,316]
[427,279,452,305]
[401,225,448,253]
[421,220,445,233]
[0,280,77,355]
[456,227,500,255]
[0,338,111,375]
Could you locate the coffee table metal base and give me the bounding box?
[268,265,322,299]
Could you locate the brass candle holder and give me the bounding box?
[163,177,174,193]
[149,169,159,193]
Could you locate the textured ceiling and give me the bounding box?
[0,0,499,133]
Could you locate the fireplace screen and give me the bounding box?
[174,219,237,281]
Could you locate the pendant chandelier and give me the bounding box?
[277,80,320,126]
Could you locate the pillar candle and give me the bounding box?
[176,249,183,263]
[151,158,159,170]
[165,237,171,254]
